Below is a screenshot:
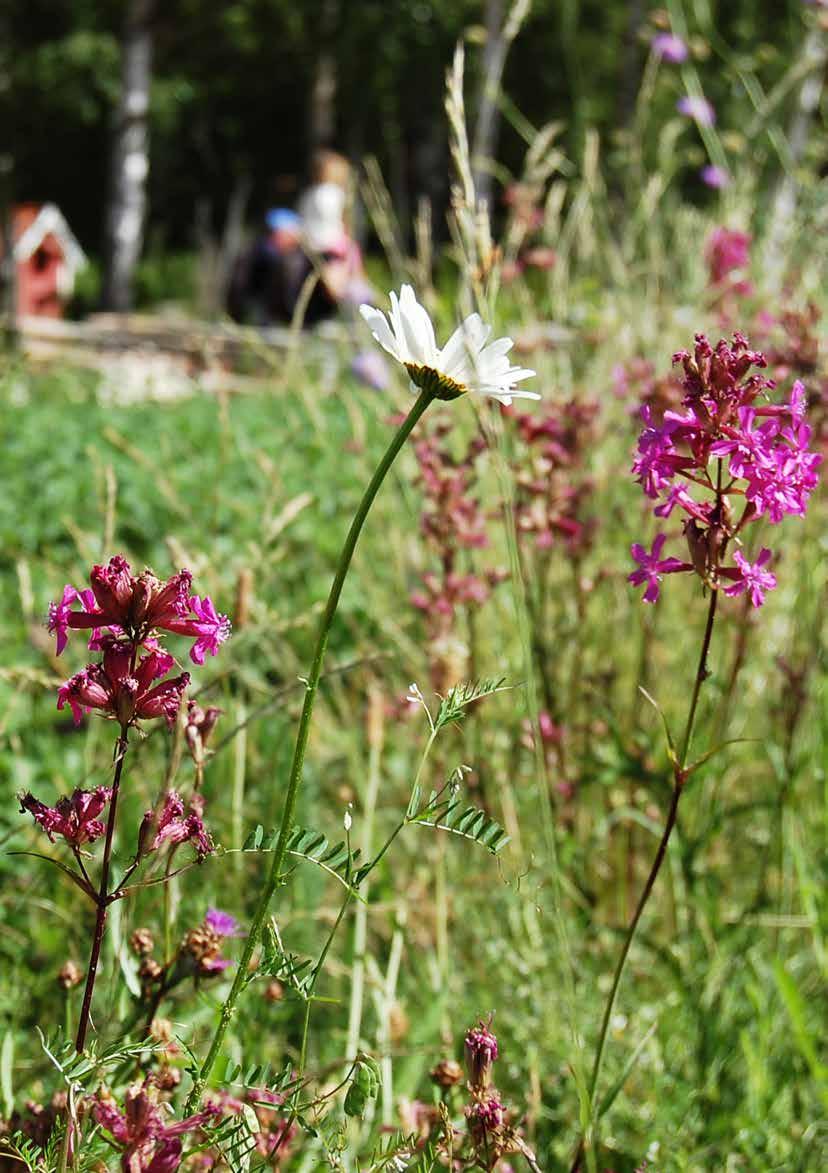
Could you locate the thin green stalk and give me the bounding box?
[571,587,719,1172]
[299,891,355,1075]
[345,700,384,1060]
[185,388,433,1111]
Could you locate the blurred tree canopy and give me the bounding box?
[3,0,816,257]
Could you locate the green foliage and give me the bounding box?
[433,676,510,731]
[406,779,511,855]
[243,823,359,891]
[343,1053,381,1119]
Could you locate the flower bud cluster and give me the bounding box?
[89,1079,217,1172]
[510,399,599,556]
[137,791,213,860]
[410,423,505,689]
[706,227,751,293]
[629,332,821,605]
[181,907,243,976]
[19,786,112,847]
[47,554,230,730]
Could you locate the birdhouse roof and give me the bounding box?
[12,203,87,274]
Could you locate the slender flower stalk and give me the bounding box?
[75,731,128,1052]
[570,590,718,1172]
[185,387,435,1110]
[571,331,820,1169]
[27,559,229,1056]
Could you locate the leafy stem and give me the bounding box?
[75,731,129,1053]
[571,583,719,1171]
[185,387,434,1111]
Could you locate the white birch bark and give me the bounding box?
[102,0,154,312]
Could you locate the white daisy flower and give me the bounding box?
[359,284,538,405]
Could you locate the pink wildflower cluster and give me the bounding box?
[629,333,821,605]
[500,182,557,282]
[90,1079,216,1172]
[139,791,213,859]
[47,555,230,729]
[706,228,752,313]
[652,32,688,63]
[180,907,244,976]
[410,422,504,690]
[49,555,229,665]
[511,400,599,554]
[19,786,112,847]
[57,638,189,729]
[464,1020,499,1088]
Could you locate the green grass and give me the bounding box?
[0,264,826,1170]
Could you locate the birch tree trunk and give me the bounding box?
[308,0,339,157]
[102,0,154,312]
[471,0,531,213]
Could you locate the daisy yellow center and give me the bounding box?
[405,362,467,401]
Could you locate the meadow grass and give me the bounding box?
[0,244,825,1173]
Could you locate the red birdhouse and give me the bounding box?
[8,203,87,319]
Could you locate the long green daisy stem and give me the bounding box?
[571,586,719,1172]
[185,388,433,1112]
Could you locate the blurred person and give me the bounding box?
[297,149,372,322]
[226,207,305,325]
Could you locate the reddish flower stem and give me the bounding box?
[75,730,129,1052]
[570,585,719,1172]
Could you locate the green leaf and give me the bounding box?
[405,783,422,820]
[433,677,510,732]
[7,851,96,900]
[242,823,360,892]
[259,923,313,992]
[638,686,677,765]
[684,738,755,780]
[0,1032,13,1119]
[410,790,510,854]
[596,1021,658,1118]
[344,1054,381,1118]
[773,958,828,1103]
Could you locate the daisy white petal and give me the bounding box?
[359,286,537,404]
[359,305,401,361]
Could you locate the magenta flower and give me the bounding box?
[465,1022,498,1063]
[48,585,80,655]
[47,556,230,665]
[628,335,820,607]
[709,406,778,479]
[677,95,716,126]
[20,786,112,847]
[652,33,688,63]
[467,1095,506,1133]
[206,907,244,937]
[744,437,821,522]
[701,164,729,189]
[465,1020,499,1090]
[165,595,231,665]
[706,227,751,286]
[91,1081,216,1173]
[722,548,777,607]
[146,791,213,858]
[629,534,693,603]
[57,639,189,728]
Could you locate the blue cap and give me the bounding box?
[265,208,300,232]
